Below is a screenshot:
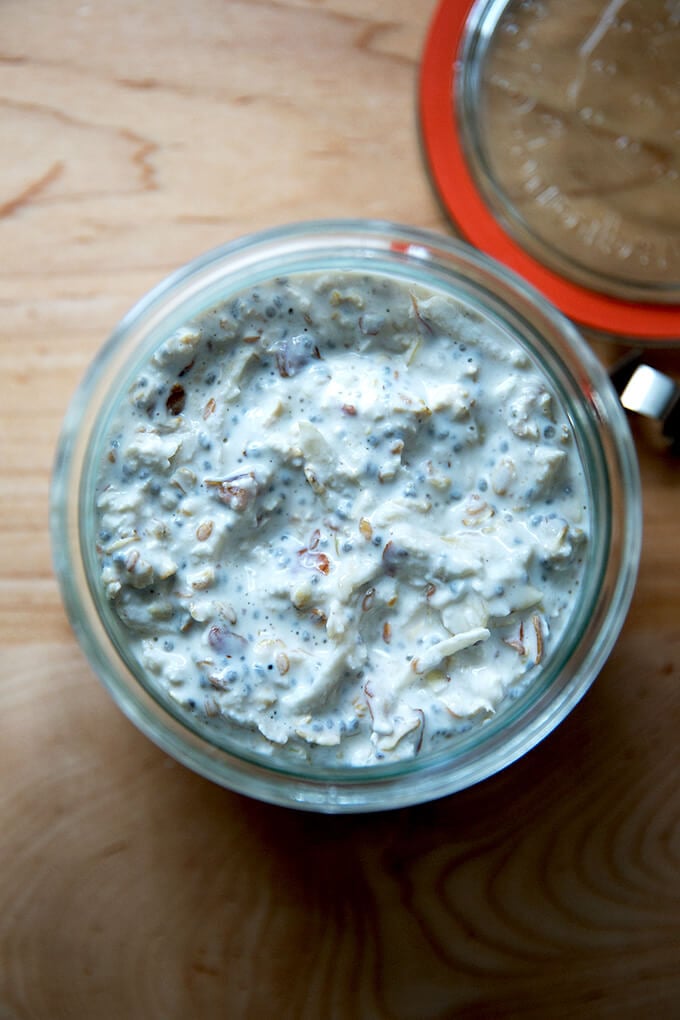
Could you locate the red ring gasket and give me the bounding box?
[420,0,680,341]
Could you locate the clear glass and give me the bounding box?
[457,0,680,303]
[50,220,641,812]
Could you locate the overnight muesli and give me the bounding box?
[95,271,588,765]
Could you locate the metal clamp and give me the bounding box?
[610,353,680,452]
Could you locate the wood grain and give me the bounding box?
[1,2,678,1018]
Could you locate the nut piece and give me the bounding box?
[275,652,290,676]
[359,517,373,541]
[166,383,186,416]
[491,457,516,496]
[189,566,215,591]
[196,520,214,542]
[532,614,544,664]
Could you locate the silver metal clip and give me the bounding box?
[611,355,680,452]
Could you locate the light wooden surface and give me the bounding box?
[1,2,678,1017]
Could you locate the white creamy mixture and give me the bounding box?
[95,271,588,766]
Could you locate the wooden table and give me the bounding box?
[1,2,678,1016]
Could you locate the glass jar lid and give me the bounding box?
[420,0,680,341]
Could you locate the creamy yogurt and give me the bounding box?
[95,271,588,766]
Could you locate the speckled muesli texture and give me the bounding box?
[95,271,588,765]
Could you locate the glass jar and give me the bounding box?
[50,220,641,812]
[419,0,680,341]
